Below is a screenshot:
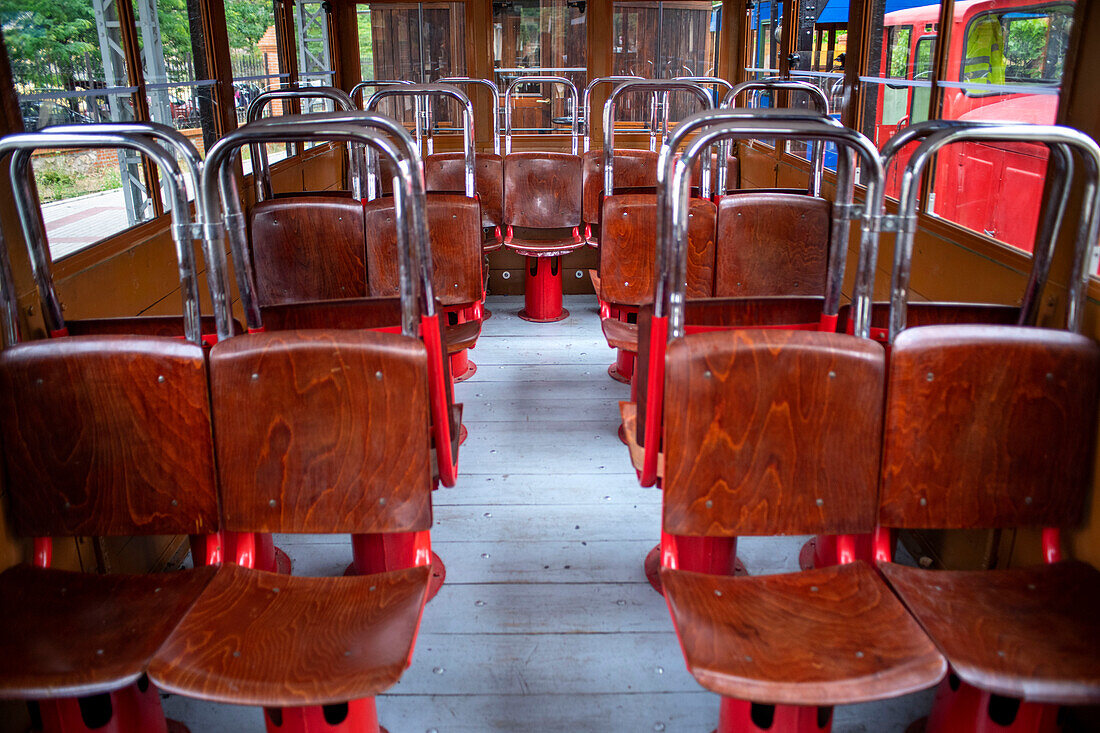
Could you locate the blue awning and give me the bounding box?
[815,0,937,25]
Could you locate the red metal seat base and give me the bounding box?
[921,676,1062,733]
[608,349,635,383]
[713,698,833,733]
[644,542,747,596]
[450,349,477,383]
[263,698,387,732]
[518,256,569,322]
[345,546,446,603]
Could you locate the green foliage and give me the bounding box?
[225,0,272,52]
[1004,17,1049,81]
[1,0,101,88]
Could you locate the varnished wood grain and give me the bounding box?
[688,154,741,193]
[879,325,1100,529]
[662,329,886,537]
[148,564,430,707]
[446,320,481,354]
[0,336,219,537]
[880,560,1100,704]
[261,297,404,332]
[599,195,716,306]
[364,195,484,307]
[581,150,659,225]
[836,302,1021,334]
[601,318,638,351]
[250,197,367,306]
[0,564,217,698]
[424,153,504,229]
[661,563,946,705]
[714,193,830,297]
[209,330,433,534]
[635,298,828,444]
[503,153,582,229]
[66,315,243,339]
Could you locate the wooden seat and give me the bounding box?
[657,328,945,730]
[876,325,1100,720]
[503,152,584,322]
[149,563,429,707]
[880,561,1100,705]
[250,196,367,307]
[0,335,222,728]
[424,152,504,251]
[147,329,438,727]
[581,149,659,246]
[602,317,637,351]
[714,192,830,297]
[0,564,217,699]
[836,301,1021,340]
[662,562,947,706]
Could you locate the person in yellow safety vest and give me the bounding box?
[963,14,1007,85]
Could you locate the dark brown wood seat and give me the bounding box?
[877,325,1100,710]
[836,301,1021,339]
[879,561,1100,705]
[714,192,830,297]
[146,328,437,721]
[250,196,367,306]
[446,319,481,354]
[581,149,659,245]
[0,564,217,699]
[602,318,637,351]
[658,328,945,722]
[424,152,504,251]
[0,335,222,725]
[149,563,429,707]
[503,152,584,253]
[662,562,947,706]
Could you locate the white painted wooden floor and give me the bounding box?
[162,294,934,732]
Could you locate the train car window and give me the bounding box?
[492,0,586,133]
[358,2,467,131]
[230,0,293,172]
[612,1,721,130]
[133,0,220,201]
[745,0,785,81]
[295,0,336,86]
[1,0,159,258]
[934,1,1075,253]
[786,0,846,165]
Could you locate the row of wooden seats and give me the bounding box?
[0,328,438,732]
[657,323,1100,732]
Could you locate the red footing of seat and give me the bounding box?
[644,539,747,595]
[256,533,293,574]
[618,422,628,445]
[483,308,493,320]
[459,423,468,446]
[715,697,833,733]
[36,680,169,733]
[263,698,383,732]
[607,349,634,384]
[518,257,568,322]
[347,533,446,602]
[798,534,877,570]
[922,676,1062,733]
[450,350,477,383]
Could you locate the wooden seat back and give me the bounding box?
[662,329,886,538]
[714,192,831,297]
[363,194,483,307]
[209,329,433,535]
[581,150,660,226]
[424,152,504,229]
[250,196,367,307]
[880,325,1100,530]
[599,195,716,307]
[689,153,741,193]
[0,336,219,538]
[503,152,583,230]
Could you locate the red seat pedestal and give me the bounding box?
[450,349,477,382]
[645,535,747,595]
[920,676,1063,733]
[608,349,634,384]
[263,698,387,733]
[519,257,569,322]
[348,532,446,602]
[33,679,179,733]
[716,698,833,733]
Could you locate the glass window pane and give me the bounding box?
[744,0,785,79]
[611,1,720,131]
[2,0,156,255]
[295,0,335,85]
[358,2,467,131]
[785,3,846,166]
[494,0,586,134]
[933,0,1074,254]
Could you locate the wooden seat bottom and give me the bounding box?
[149,564,431,708]
[602,318,638,351]
[446,320,482,354]
[503,237,585,259]
[661,562,946,706]
[880,560,1100,705]
[619,401,663,478]
[0,564,217,699]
